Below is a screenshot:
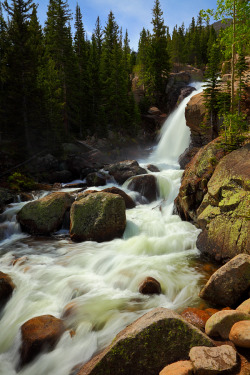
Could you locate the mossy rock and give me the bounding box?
[76,308,214,375]
[70,192,126,242]
[17,192,74,235]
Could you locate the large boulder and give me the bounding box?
[17,192,74,235]
[175,138,227,222]
[70,192,126,242]
[196,145,250,262]
[127,174,158,202]
[19,315,65,367]
[199,254,250,307]
[0,271,15,307]
[76,307,214,375]
[189,345,238,374]
[104,160,147,185]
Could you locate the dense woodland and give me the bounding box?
[0,0,249,159]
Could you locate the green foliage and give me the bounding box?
[219,112,248,151]
[8,172,36,191]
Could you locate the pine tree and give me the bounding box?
[0,2,9,138]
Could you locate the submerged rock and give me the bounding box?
[17,192,74,235]
[76,307,214,375]
[138,277,161,295]
[70,192,126,242]
[196,145,250,262]
[199,254,250,307]
[104,160,147,185]
[189,345,238,374]
[20,315,65,367]
[127,174,158,202]
[0,271,15,307]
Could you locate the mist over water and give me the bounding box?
[0,84,203,375]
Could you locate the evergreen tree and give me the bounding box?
[0,2,9,138]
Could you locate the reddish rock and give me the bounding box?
[181,307,210,331]
[138,277,161,295]
[229,321,250,348]
[0,271,15,306]
[159,360,193,375]
[189,345,238,374]
[127,174,158,202]
[20,315,65,367]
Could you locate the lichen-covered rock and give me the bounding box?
[70,192,126,242]
[17,192,74,235]
[205,310,250,339]
[104,160,147,185]
[138,277,161,295]
[189,345,238,374]
[127,174,158,202]
[0,271,15,307]
[199,254,250,307]
[196,145,250,262]
[236,299,250,315]
[20,315,65,367]
[175,138,226,222]
[229,321,250,348]
[76,307,214,375]
[181,308,211,331]
[159,360,193,375]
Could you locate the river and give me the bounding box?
[0,83,205,375]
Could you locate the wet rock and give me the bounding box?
[181,307,210,331]
[189,345,238,374]
[177,86,196,104]
[175,138,226,222]
[102,187,135,209]
[20,315,65,367]
[138,277,161,295]
[70,192,126,242]
[19,192,33,202]
[159,360,193,375]
[86,172,106,187]
[199,254,250,307]
[0,271,15,307]
[205,310,250,339]
[17,192,74,235]
[127,174,158,202]
[196,145,250,262]
[236,299,250,315]
[229,321,250,348]
[146,164,160,172]
[104,160,147,185]
[76,307,214,375]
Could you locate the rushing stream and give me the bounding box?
[0,83,204,375]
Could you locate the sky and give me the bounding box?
[8,0,219,50]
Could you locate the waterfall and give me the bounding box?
[0,83,204,375]
[150,82,203,167]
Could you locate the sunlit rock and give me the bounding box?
[229,321,250,348]
[159,360,193,375]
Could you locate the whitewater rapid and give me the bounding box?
[0,83,203,375]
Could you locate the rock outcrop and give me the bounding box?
[175,138,226,222]
[17,192,74,235]
[127,174,158,202]
[196,145,250,262]
[76,307,214,375]
[70,192,126,242]
[199,254,250,307]
[19,315,65,367]
[0,271,15,307]
[104,160,147,185]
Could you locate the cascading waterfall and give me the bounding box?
[0,83,203,375]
